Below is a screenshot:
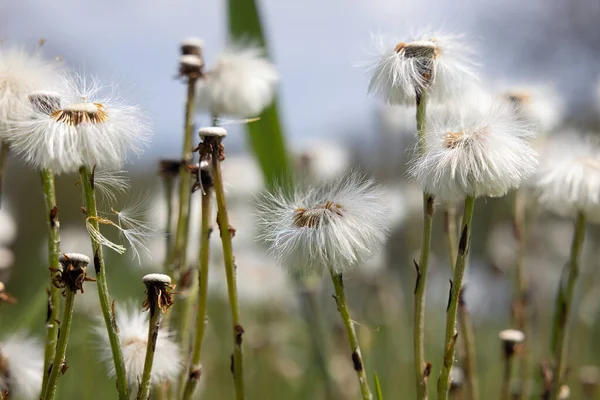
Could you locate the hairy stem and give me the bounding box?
[136,299,163,400]
[43,288,75,400]
[550,212,586,400]
[212,143,245,400]
[182,189,213,400]
[445,203,479,400]
[0,141,9,209]
[79,166,129,399]
[437,196,476,400]
[329,270,372,400]
[512,191,531,400]
[40,169,61,395]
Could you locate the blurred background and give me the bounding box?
[1,0,600,399]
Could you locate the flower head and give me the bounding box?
[367,31,479,105]
[197,43,279,117]
[0,335,43,400]
[410,99,538,201]
[500,84,564,134]
[8,74,150,173]
[533,132,600,221]
[256,173,389,275]
[0,46,61,124]
[96,305,181,386]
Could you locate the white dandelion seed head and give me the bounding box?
[500,84,564,134]
[0,205,16,246]
[256,173,389,275]
[498,329,525,343]
[295,140,350,182]
[533,132,600,222]
[8,74,151,173]
[142,273,171,285]
[0,46,61,125]
[410,99,538,202]
[367,31,479,106]
[197,43,279,117]
[95,305,182,386]
[0,335,43,400]
[179,55,203,68]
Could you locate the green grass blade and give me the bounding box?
[374,372,384,400]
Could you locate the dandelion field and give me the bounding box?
[2,1,600,400]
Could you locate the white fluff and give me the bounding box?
[8,74,151,173]
[367,31,479,106]
[500,84,564,134]
[197,43,279,117]
[534,132,600,222]
[410,98,538,202]
[0,46,61,125]
[96,305,182,386]
[0,335,43,400]
[256,173,389,275]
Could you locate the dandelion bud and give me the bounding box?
[179,55,204,78]
[27,90,61,114]
[53,253,95,295]
[0,335,43,400]
[180,37,204,56]
[498,329,525,359]
[142,273,174,314]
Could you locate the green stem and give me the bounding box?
[40,169,61,395]
[212,143,245,400]
[182,189,213,400]
[43,288,75,400]
[437,196,476,400]
[0,140,9,209]
[136,298,163,400]
[329,270,373,400]
[414,92,433,400]
[79,166,129,399]
[444,203,479,400]
[550,212,586,400]
[512,191,531,400]
[500,357,512,400]
[162,175,175,274]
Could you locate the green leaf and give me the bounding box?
[226,0,291,188]
[374,372,384,400]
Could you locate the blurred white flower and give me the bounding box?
[410,99,537,201]
[534,133,600,222]
[0,206,16,246]
[295,140,350,182]
[500,84,564,134]
[0,46,61,125]
[96,305,182,386]
[367,31,479,105]
[0,335,43,400]
[9,75,150,173]
[257,173,389,275]
[197,43,279,117]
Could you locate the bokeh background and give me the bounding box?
[1,0,600,399]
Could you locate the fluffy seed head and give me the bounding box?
[498,329,525,343]
[198,126,227,138]
[500,84,564,134]
[533,132,600,222]
[410,98,538,201]
[142,273,171,285]
[256,173,389,275]
[367,31,479,105]
[197,42,279,117]
[0,335,43,400]
[96,305,182,385]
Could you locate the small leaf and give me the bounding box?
[374,372,384,400]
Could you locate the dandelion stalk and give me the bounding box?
[512,191,531,400]
[40,168,61,394]
[207,132,245,400]
[444,203,480,400]
[79,166,129,399]
[329,270,373,400]
[182,186,213,400]
[500,354,512,400]
[437,195,476,400]
[414,91,435,400]
[550,211,586,400]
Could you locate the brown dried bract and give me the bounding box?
[292,201,344,228]
[444,131,464,149]
[50,103,109,126]
[52,256,95,296]
[143,282,175,314]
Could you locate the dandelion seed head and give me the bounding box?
[534,132,600,222]
[197,42,279,117]
[367,31,479,106]
[256,173,389,275]
[198,126,227,138]
[500,84,564,134]
[142,273,171,285]
[9,74,151,173]
[498,329,525,343]
[409,99,538,201]
[179,55,203,68]
[0,335,43,400]
[96,305,182,386]
[180,37,204,56]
